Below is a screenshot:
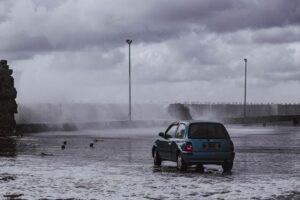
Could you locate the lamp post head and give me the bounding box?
[244,58,247,62]
[126,39,132,45]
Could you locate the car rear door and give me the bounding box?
[189,123,231,152]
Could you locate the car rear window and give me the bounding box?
[189,123,229,139]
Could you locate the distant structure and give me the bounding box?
[0,60,17,136]
[167,103,192,120]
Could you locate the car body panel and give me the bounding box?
[182,151,235,164]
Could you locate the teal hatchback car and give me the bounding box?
[152,121,235,171]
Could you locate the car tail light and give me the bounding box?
[184,142,193,152]
[230,140,234,151]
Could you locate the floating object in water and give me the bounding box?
[63,141,67,145]
[3,193,24,199]
[90,143,94,148]
[61,145,65,150]
[40,152,53,156]
[94,138,104,142]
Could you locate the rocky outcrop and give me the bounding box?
[0,137,16,156]
[0,60,17,136]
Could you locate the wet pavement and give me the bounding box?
[0,125,300,199]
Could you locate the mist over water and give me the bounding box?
[15,103,172,124]
[15,102,300,124]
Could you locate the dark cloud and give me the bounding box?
[1,0,299,59]
[1,33,51,56]
[1,0,299,103]
[204,0,300,32]
[251,26,300,44]
[153,0,300,32]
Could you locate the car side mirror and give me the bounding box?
[158,132,164,138]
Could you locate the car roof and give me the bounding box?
[171,120,223,126]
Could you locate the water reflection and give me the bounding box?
[0,137,16,157]
[152,165,232,176]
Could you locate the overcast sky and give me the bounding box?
[1,0,300,104]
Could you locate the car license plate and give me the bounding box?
[204,143,220,149]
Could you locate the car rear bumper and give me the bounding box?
[182,151,235,165]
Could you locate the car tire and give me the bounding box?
[177,153,187,171]
[196,164,204,172]
[153,149,162,166]
[222,161,233,172]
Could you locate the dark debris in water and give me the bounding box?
[265,191,300,200]
[0,174,16,182]
[93,138,104,142]
[3,193,24,200]
[39,198,82,200]
[144,196,165,200]
[40,152,54,156]
[202,190,231,198]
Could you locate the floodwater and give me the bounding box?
[0,125,300,199]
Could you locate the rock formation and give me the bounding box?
[0,60,17,136]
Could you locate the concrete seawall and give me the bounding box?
[187,103,300,118]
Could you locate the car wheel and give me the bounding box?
[196,164,204,172]
[222,161,233,172]
[153,149,162,166]
[177,153,187,171]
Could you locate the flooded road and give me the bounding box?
[1,126,300,199]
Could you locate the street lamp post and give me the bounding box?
[126,39,132,121]
[243,58,247,118]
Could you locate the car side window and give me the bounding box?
[175,124,186,138]
[165,125,178,138]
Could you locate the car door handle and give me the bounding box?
[168,142,172,145]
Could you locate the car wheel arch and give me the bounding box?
[152,146,157,157]
[176,149,181,158]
